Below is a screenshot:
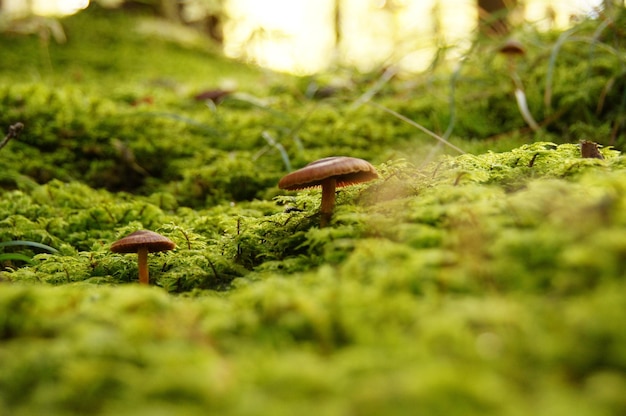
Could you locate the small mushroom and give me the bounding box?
[110,230,175,285]
[498,38,526,84]
[497,38,539,132]
[278,156,378,227]
[193,88,233,104]
[498,38,526,57]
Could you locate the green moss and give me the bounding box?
[1,5,626,416]
[1,279,624,415]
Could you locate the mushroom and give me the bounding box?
[498,38,526,57]
[498,38,539,132]
[193,88,233,104]
[278,156,378,227]
[498,38,526,89]
[110,230,175,285]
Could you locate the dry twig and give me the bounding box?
[0,122,24,151]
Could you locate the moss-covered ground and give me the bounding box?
[1,5,625,415]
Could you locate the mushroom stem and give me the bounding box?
[320,177,337,228]
[505,59,539,132]
[137,246,149,285]
[513,88,540,132]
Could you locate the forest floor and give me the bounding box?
[1,5,625,416]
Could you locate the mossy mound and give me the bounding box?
[2,142,626,415]
[1,142,624,293]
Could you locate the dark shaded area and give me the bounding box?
[478,0,518,36]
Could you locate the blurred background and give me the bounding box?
[0,0,612,75]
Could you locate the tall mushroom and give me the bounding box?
[498,38,526,90]
[498,38,539,132]
[278,156,378,227]
[110,230,175,285]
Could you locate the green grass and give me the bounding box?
[1,4,625,416]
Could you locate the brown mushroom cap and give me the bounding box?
[110,230,175,254]
[278,156,378,190]
[498,39,526,56]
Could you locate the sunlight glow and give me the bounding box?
[3,0,90,16]
[37,0,89,16]
[224,0,335,74]
[222,0,606,75]
[11,0,612,75]
[526,0,604,27]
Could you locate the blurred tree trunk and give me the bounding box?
[204,14,223,44]
[159,0,182,23]
[334,0,342,49]
[603,0,625,12]
[478,0,518,36]
[121,0,182,22]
